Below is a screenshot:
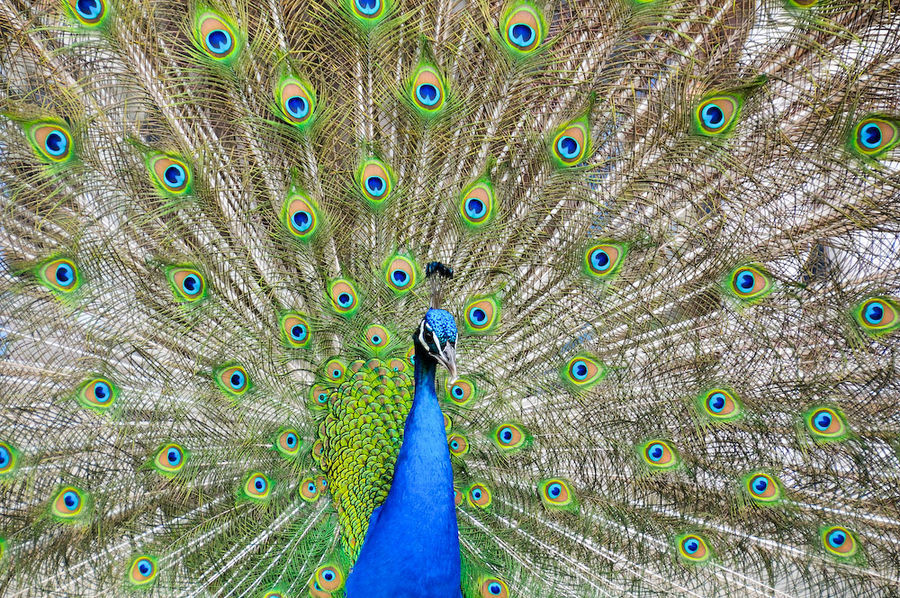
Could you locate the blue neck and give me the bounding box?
[344,348,461,597]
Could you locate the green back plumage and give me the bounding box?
[1,0,900,596]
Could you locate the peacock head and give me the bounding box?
[415,308,458,382]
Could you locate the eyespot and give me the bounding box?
[852,117,899,158]
[216,365,249,397]
[445,378,476,406]
[698,388,742,422]
[299,476,320,501]
[37,258,80,293]
[744,472,782,503]
[694,95,739,135]
[352,0,385,21]
[127,555,157,586]
[480,577,510,598]
[406,345,415,366]
[553,120,590,166]
[311,440,324,465]
[854,297,899,335]
[309,384,330,410]
[153,443,186,474]
[357,158,393,205]
[328,279,360,316]
[66,0,108,26]
[459,180,495,227]
[28,122,73,163]
[464,296,500,333]
[501,3,544,55]
[640,440,679,470]
[324,359,347,382]
[538,478,577,511]
[196,12,239,61]
[243,472,271,500]
[467,483,492,508]
[315,565,344,592]
[166,267,206,302]
[804,406,849,441]
[281,194,319,241]
[278,78,316,127]
[365,325,390,349]
[384,255,417,293]
[276,429,301,456]
[492,423,529,451]
[562,354,606,389]
[281,312,311,348]
[584,243,626,279]
[0,442,18,476]
[410,65,445,115]
[454,488,463,506]
[316,475,328,492]
[448,433,469,456]
[726,265,772,302]
[822,526,858,557]
[77,378,117,411]
[52,486,87,520]
[148,154,191,195]
[677,533,711,563]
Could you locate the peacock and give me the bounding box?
[1,0,900,595]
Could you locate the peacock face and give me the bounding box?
[415,308,458,381]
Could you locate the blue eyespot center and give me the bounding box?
[472,489,482,499]
[76,0,102,19]
[291,210,312,232]
[0,447,10,466]
[556,135,580,160]
[338,293,352,307]
[164,164,185,187]
[450,440,459,449]
[571,360,588,380]
[470,308,487,324]
[355,0,380,16]
[286,95,309,119]
[290,324,306,340]
[452,386,463,397]
[591,249,610,271]
[648,443,664,461]
[45,131,67,156]
[685,538,699,553]
[371,335,381,344]
[708,392,725,413]
[814,411,832,431]
[365,175,385,197]
[205,29,233,55]
[752,476,768,494]
[93,381,110,403]
[864,301,884,324]
[500,427,513,442]
[416,83,440,107]
[465,198,486,219]
[860,123,882,149]
[828,530,846,547]
[230,371,245,389]
[509,23,535,48]
[548,482,562,498]
[488,582,503,595]
[55,263,74,285]
[308,482,316,492]
[318,393,328,403]
[391,269,409,285]
[286,434,297,447]
[63,490,79,510]
[138,559,152,575]
[323,570,335,581]
[254,477,265,491]
[167,448,180,464]
[737,271,754,292]
[702,103,724,128]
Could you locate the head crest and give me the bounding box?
[426,262,453,309]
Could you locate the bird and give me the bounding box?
[0,0,899,596]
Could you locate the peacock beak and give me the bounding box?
[434,343,457,384]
